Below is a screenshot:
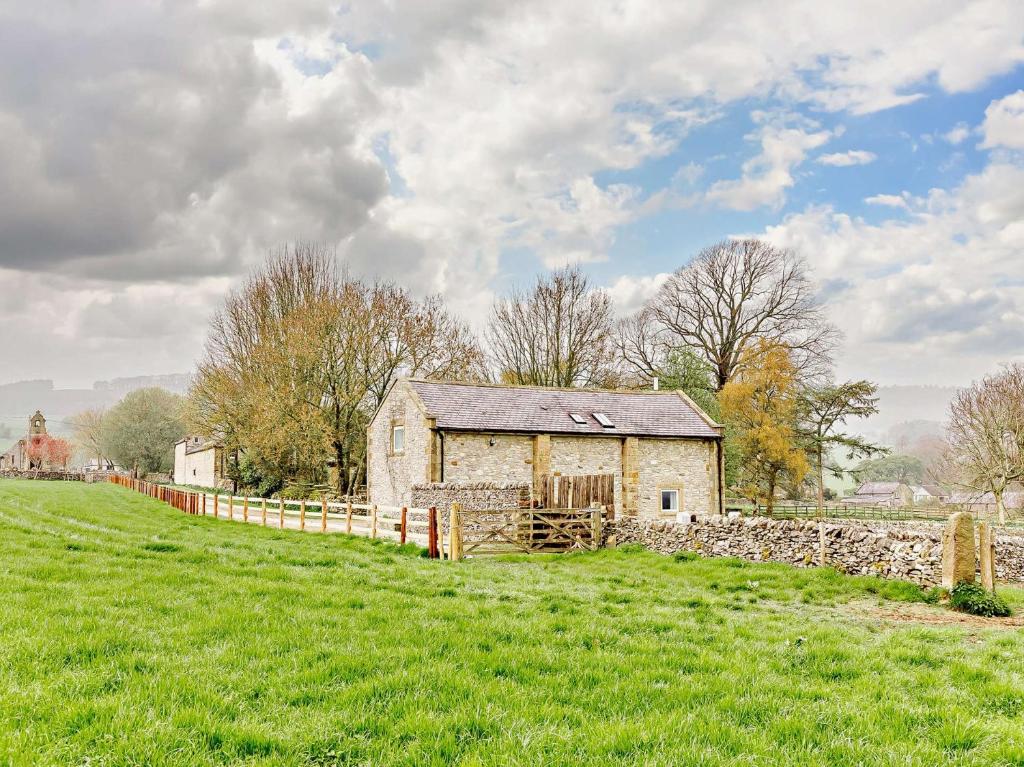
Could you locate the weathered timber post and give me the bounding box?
[279,500,284,529]
[243,496,249,523]
[371,504,378,539]
[321,496,328,533]
[590,503,603,551]
[819,520,827,567]
[201,493,207,516]
[428,506,438,558]
[942,512,976,588]
[228,494,234,521]
[450,503,462,561]
[300,500,306,531]
[213,493,219,518]
[346,501,353,534]
[261,498,267,526]
[979,521,996,591]
[400,507,408,545]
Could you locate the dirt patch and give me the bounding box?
[864,601,1024,629]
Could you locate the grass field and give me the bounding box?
[2,480,1023,766]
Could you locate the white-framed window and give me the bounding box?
[391,424,405,454]
[661,489,679,514]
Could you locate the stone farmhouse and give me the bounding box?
[173,436,228,488]
[1,411,51,471]
[367,379,724,520]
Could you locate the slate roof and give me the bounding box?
[404,380,721,439]
[855,482,904,496]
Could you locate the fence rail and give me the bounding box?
[107,475,446,556]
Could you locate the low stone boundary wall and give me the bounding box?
[411,482,531,513]
[0,470,83,482]
[610,515,1024,585]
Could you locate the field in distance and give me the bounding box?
[1,480,1023,766]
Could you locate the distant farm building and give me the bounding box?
[367,379,724,520]
[843,481,914,507]
[173,436,228,488]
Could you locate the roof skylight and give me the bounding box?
[569,413,587,424]
[593,412,615,428]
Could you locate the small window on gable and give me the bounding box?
[593,412,614,428]
[661,489,679,514]
[569,413,587,425]
[391,425,405,454]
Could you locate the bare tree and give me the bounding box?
[645,239,838,389]
[487,266,619,388]
[189,242,487,495]
[942,364,1024,524]
[70,408,107,467]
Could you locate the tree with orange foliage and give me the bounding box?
[719,340,808,515]
[24,434,73,472]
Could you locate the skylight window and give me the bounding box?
[593,412,615,428]
[569,413,587,424]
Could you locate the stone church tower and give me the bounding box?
[29,411,47,438]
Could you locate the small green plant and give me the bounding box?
[949,582,1011,618]
[923,586,947,605]
[672,550,700,562]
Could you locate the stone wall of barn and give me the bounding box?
[366,385,432,508]
[442,433,535,484]
[411,481,531,513]
[629,438,719,519]
[609,515,1024,585]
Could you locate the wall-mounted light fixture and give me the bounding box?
[488,436,496,447]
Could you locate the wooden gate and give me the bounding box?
[538,473,615,518]
[456,508,604,556]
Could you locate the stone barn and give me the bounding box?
[173,436,228,489]
[367,379,724,520]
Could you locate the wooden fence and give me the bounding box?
[107,475,446,557]
[538,473,615,518]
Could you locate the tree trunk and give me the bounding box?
[816,444,825,519]
[995,490,1006,525]
[766,469,777,517]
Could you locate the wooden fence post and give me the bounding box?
[243,496,249,523]
[321,496,328,533]
[261,498,267,526]
[300,500,306,531]
[371,504,378,539]
[228,494,234,521]
[201,493,207,516]
[400,507,408,545]
[279,500,284,529]
[450,503,462,561]
[428,506,438,559]
[346,501,353,534]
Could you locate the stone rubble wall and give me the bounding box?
[610,515,1024,585]
[411,481,531,513]
[0,470,83,482]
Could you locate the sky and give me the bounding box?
[0,0,1022,389]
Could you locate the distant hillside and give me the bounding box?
[0,374,191,437]
[851,385,958,446]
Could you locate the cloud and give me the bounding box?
[943,122,971,144]
[706,116,832,210]
[605,273,671,316]
[762,162,1024,384]
[980,90,1024,149]
[865,193,910,209]
[817,150,877,166]
[1,1,1024,385]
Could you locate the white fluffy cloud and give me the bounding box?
[763,162,1024,384]
[980,90,1024,149]
[706,117,833,210]
[817,150,877,166]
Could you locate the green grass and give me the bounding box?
[2,480,1023,767]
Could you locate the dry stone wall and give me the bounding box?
[411,481,531,513]
[610,515,1024,585]
[0,470,83,481]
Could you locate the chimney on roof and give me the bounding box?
[652,376,659,391]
